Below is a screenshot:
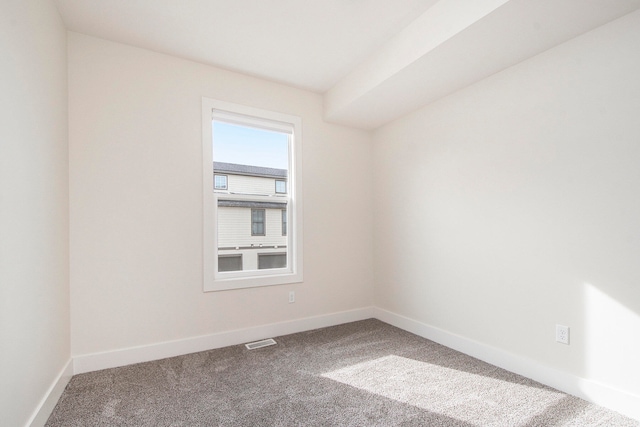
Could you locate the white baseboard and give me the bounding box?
[73,306,375,374]
[373,307,640,422]
[27,358,73,427]
[67,305,640,421]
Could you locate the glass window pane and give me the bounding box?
[214,174,227,189]
[252,209,265,236]
[213,120,290,274]
[258,253,287,270]
[282,209,287,236]
[218,255,242,272]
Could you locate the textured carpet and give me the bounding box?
[46,319,638,426]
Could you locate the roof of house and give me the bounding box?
[218,200,286,209]
[213,162,287,179]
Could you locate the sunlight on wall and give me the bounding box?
[582,283,640,398]
[322,355,567,426]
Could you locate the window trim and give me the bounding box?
[202,98,303,291]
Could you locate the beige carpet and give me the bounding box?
[46,319,638,426]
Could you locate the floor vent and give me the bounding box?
[245,338,277,350]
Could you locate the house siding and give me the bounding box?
[215,167,288,271]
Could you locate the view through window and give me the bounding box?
[203,98,302,291]
[213,121,290,273]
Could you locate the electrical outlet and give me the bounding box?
[288,291,295,303]
[556,324,569,345]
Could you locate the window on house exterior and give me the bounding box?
[218,254,242,272]
[251,209,265,236]
[258,253,287,270]
[214,174,228,190]
[202,98,303,291]
[282,209,287,236]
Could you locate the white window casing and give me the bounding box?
[202,98,303,291]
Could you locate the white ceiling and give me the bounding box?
[53,0,640,130]
[53,0,439,93]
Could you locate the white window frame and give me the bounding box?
[202,98,303,291]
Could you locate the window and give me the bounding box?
[258,253,287,269]
[218,254,242,272]
[282,209,287,236]
[251,209,265,236]
[202,98,303,291]
[214,174,228,190]
[275,180,286,194]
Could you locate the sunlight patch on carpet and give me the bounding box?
[322,355,565,426]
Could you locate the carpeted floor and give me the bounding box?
[46,319,638,426]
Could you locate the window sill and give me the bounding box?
[204,270,303,292]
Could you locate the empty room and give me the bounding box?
[2,0,640,425]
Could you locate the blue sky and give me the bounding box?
[213,121,289,170]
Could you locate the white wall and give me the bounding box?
[0,1,70,426]
[68,32,373,357]
[373,8,640,408]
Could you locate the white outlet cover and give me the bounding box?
[556,324,570,345]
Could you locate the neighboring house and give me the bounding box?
[213,162,288,272]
